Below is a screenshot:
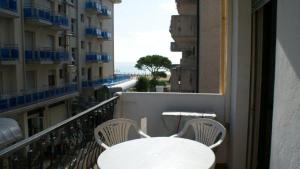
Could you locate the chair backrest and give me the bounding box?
[94,118,139,147]
[179,118,226,148]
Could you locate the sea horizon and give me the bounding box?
[115,62,149,75]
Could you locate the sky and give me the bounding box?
[114,0,181,68]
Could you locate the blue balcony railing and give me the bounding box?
[86,27,102,38]
[101,31,112,40]
[25,49,69,63]
[52,15,69,27]
[0,45,19,61]
[82,75,131,88]
[101,8,112,17]
[24,7,52,23]
[101,54,112,62]
[0,0,17,12]
[0,84,78,112]
[85,1,102,13]
[24,7,69,27]
[86,53,111,63]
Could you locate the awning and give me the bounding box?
[0,118,23,148]
[107,79,137,93]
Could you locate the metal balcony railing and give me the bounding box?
[85,27,102,38]
[85,1,112,18]
[85,1,102,13]
[0,96,118,169]
[0,0,17,12]
[0,84,78,113]
[82,74,131,88]
[86,53,112,63]
[100,7,112,17]
[25,49,69,63]
[0,45,18,61]
[85,27,111,40]
[24,7,69,27]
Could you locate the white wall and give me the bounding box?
[116,92,228,164]
[228,0,252,168]
[270,0,300,168]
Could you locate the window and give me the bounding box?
[81,68,85,76]
[88,68,92,80]
[47,35,55,50]
[59,69,64,79]
[48,70,56,87]
[88,42,92,52]
[58,4,66,14]
[25,31,35,50]
[81,41,85,49]
[72,48,76,60]
[26,71,37,90]
[88,16,92,27]
[27,109,44,137]
[99,67,103,77]
[81,14,84,23]
[59,37,66,47]
[71,18,76,33]
[99,44,103,53]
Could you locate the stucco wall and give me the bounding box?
[270,0,300,168]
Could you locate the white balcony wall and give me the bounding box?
[270,0,300,168]
[115,92,229,164]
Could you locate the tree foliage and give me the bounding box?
[135,55,172,80]
[135,76,149,92]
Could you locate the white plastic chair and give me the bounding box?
[171,118,226,149]
[94,118,150,149]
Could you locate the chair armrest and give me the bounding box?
[209,140,223,149]
[138,130,151,138]
[95,138,110,150]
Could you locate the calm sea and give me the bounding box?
[115,62,148,75]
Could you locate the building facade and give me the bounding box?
[169,0,197,93]
[170,0,223,93]
[0,0,121,138]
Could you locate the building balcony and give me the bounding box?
[82,74,131,88]
[0,84,78,113]
[175,0,197,15]
[85,27,102,38]
[85,1,112,18]
[0,45,19,65]
[25,49,69,64]
[100,7,112,18]
[170,42,194,52]
[85,1,102,14]
[0,0,18,18]
[85,27,112,40]
[86,52,112,63]
[170,15,197,42]
[0,92,228,168]
[24,7,69,29]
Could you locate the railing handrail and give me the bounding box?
[0,83,77,98]
[0,96,119,157]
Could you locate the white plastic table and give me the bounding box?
[97,137,215,169]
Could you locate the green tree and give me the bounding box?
[135,76,149,92]
[135,55,172,80]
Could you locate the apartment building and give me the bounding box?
[0,0,121,139]
[169,0,197,93]
[170,0,223,93]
